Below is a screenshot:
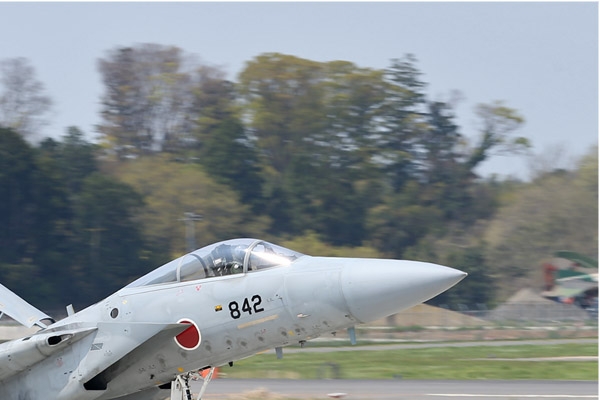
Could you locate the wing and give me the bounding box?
[0,326,97,381]
[0,283,53,328]
[82,322,190,391]
[554,251,598,269]
[0,322,188,387]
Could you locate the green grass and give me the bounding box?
[225,343,598,381]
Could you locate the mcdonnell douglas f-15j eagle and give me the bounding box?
[0,238,466,400]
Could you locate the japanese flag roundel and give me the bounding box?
[175,318,201,351]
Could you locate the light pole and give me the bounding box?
[179,212,203,252]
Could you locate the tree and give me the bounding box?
[198,117,264,211]
[114,156,269,257]
[281,231,380,258]
[377,54,428,191]
[419,100,462,183]
[402,214,501,307]
[238,54,391,242]
[29,129,100,306]
[428,245,496,308]
[238,53,328,173]
[483,148,597,298]
[51,126,99,196]
[191,65,238,141]
[0,57,52,140]
[97,44,194,157]
[186,65,266,211]
[318,60,387,172]
[30,139,75,301]
[366,181,444,258]
[0,127,36,262]
[0,128,78,307]
[72,173,147,304]
[466,100,529,171]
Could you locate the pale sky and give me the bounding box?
[0,2,597,179]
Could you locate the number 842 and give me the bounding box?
[228,295,264,319]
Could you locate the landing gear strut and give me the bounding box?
[170,367,215,400]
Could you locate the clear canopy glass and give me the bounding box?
[127,239,304,287]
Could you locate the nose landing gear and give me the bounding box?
[170,367,215,400]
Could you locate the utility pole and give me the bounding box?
[179,212,203,252]
[87,227,105,267]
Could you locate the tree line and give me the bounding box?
[0,45,596,311]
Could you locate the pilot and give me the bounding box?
[231,245,247,272]
[210,244,244,276]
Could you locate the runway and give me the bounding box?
[195,379,598,400]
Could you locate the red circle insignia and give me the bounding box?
[174,318,201,350]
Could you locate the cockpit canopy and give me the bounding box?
[127,239,304,287]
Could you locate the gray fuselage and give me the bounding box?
[0,239,466,400]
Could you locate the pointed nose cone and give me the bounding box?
[341,259,467,323]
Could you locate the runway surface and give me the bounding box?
[195,379,598,399]
[279,339,599,354]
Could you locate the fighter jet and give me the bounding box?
[0,238,466,400]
